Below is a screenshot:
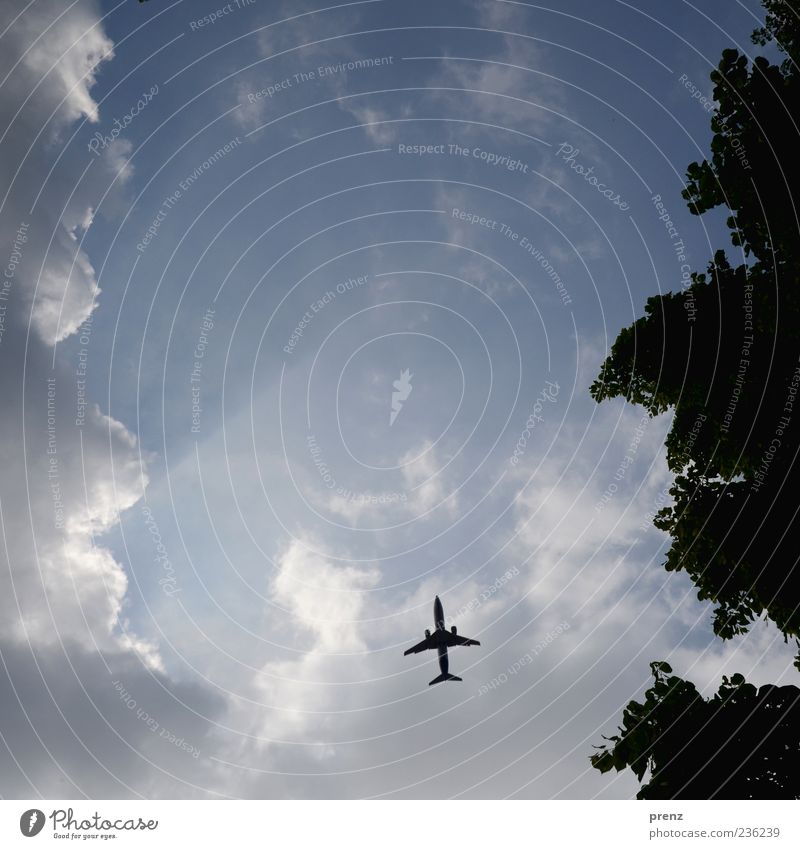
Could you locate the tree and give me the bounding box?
[590,3,800,661]
[752,0,800,75]
[591,662,800,799]
[590,1,800,799]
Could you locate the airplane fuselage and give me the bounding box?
[403,594,479,684]
[434,596,449,676]
[434,595,445,632]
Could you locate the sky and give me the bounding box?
[0,0,796,800]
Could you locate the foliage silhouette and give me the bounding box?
[590,2,800,663]
[590,1,800,799]
[591,663,800,799]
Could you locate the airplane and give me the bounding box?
[404,595,480,685]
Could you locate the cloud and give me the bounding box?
[319,439,459,522]
[0,0,131,344]
[670,618,799,696]
[399,440,459,515]
[270,537,380,652]
[0,640,226,798]
[219,538,379,765]
[0,0,158,659]
[0,324,161,672]
[3,0,794,803]
[335,101,398,145]
[511,403,674,624]
[232,0,386,136]
[2,0,113,131]
[0,0,228,798]
[420,2,565,146]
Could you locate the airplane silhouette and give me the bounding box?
[404,596,480,685]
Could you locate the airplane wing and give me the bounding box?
[403,635,436,655]
[446,633,480,648]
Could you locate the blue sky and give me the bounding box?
[1,0,795,799]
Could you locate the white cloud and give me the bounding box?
[5,0,113,131]
[422,3,565,146]
[336,101,397,145]
[0,0,128,345]
[0,379,160,666]
[400,440,459,515]
[321,439,459,521]
[0,0,161,697]
[221,538,379,759]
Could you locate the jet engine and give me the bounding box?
[451,626,457,635]
[425,629,431,638]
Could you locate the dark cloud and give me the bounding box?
[0,639,226,798]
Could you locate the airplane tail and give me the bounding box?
[429,673,462,685]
